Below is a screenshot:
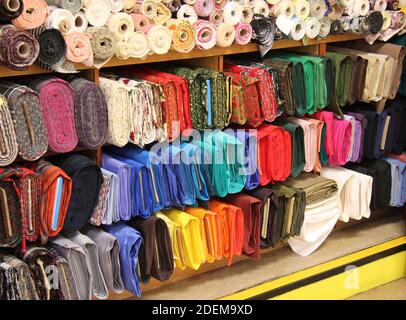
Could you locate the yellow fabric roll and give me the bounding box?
[153,2,172,25]
[167,19,196,53]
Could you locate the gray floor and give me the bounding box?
[140,213,405,300]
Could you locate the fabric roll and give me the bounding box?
[116,30,149,59]
[216,22,236,47]
[82,0,111,27]
[28,77,78,153]
[147,24,172,55]
[68,77,107,149]
[87,26,116,68]
[0,253,39,300]
[223,2,243,25]
[305,17,321,39]
[177,4,198,24]
[0,94,18,166]
[194,19,217,49]
[129,215,174,282]
[309,0,327,19]
[294,0,310,19]
[382,157,405,207]
[64,32,93,66]
[12,0,48,29]
[0,25,40,70]
[152,2,171,25]
[89,173,110,226]
[193,0,214,17]
[256,124,292,185]
[319,16,331,37]
[208,199,244,265]
[209,8,223,25]
[241,5,254,23]
[20,245,59,300]
[46,0,82,13]
[107,0,125,12]
[166,19,195,53]
[321,166,372,222]
[385,98,406,153]
[67,231,108,300]
[0,0,23,22]
[33,27,66,69]
[0,82,48,161]
[45,8,75,34]
[51,154,102,234]
[107,12,134,40]
[274,120,306,177]
[131,13,152,33]
[100,168,119,225]
[165,209,204,270]
[50,235,92,300]
[250,14,274,56]
[167,0,182,12]
[234,22,252,45]
[253,0,269,15]
[224,193,261,259]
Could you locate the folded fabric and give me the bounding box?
[129,215,174,282]
[51,154,102,234]
[311,110,335,158]
[0,253,39,300]
[184,207,221,263]
[208,199,244,265]
[382,157,406,207]
[321,166,372,222]
[28,76,78,153]
[288,196,340,256]
[0,82,48,161]
[20,245,60,300]
[223,193,261,259]
[67,231,108,300]
[328,116,352,165]
[89,174,110,226]
[391,34,406,97]
[48,247,79,300]
[50,234,92,300]
[385,97,406,153]
[345,112,368,162]
[68,77,108,150]
[82,225,124,294]
[346,54,368,105]
[0,94,18,166]
[105,223,142,297]
[100,169,119,225]
[165,209,204,270]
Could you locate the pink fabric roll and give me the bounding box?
[64,32,93,66]
[12,0,49,30]
[215,0,227,10]
[28,77,78,153]
[193,0,215,17]
[131,13,153,33]
[329,117,352,166]
[310,110,334,158]
[234,23,252,45]
[209,9,223,26]
[194,19,216,49]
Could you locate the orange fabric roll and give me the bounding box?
[64,32,94,66]
[184,207,221,263]
[12,0,49,30]
[208,199,244,265]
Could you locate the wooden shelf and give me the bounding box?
[0,34,363,77]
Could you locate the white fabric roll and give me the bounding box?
[147,24,172,54]
[305,16,321,39]
[107,12,135,40]
[138,0,158,19]
[373,0,387,11]
[223,2,243,25]
[276,14,294,35]
[318,16,331,37]
[265,0,278,4]
[108,0,125,12]
[293,0,310,19]
[337,0,354,8]
[83,0,112,27]
[352,0,369,16]
[216,22,236,47]
[274,0,295,18]
[290,16,306,40]
[246,0,256,7]
[309,0,327,20]
[381,11,392,30]
[240,5,254,23]
[116,31,149,59]
[177,4,198,24]
[73,11,89,33]
[288,196,340,256]
[45,7,75,34]
[153,2,171,25]
[253,0,269,16]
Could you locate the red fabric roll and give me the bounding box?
[310,110,334,158]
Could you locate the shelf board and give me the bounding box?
[0,34,363,77]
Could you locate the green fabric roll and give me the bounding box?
[320,124,328,166]
[325,57,334,107]
[274,119,306,177]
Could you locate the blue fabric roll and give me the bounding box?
[105,223,142,297]
[383,157,406,207]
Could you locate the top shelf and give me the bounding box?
[0,34,363,78]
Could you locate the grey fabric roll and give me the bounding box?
[67,231,109,300]
[82,225,124,294]
[45,0,82,13]
[50,235,92,300]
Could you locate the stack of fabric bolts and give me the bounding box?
[0,0,405,71]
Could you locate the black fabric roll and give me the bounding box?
[0,0,23,21]
[51,154,103,234]
[366,11,384,34]
[251,14,275,56]
[129,215,174,283]
[385,97,406,153]
[330,20,343,35]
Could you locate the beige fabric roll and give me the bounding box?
[107,12,135,40]
[147,24,172,54]
[153,2,172,25]
[216,22,236,47]
[116,31,150,59]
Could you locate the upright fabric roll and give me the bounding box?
[0,25,40,71]
[68,77,108,150]
[20,245,59,300]
[208,199,244,265]
[82,225,124,294]
[105,223,142,297]
[12,0,48,29]
[50,235,92,300]
[34,28,66,69]
[51,154,102,234]
[35,160,71,242]
[28,77,78,153]
[383,157,406,206]
[0,95,18,166]
[0,82,48,161]
[100,168,120,224]
[129,215,174,282]
[0,0,23,21]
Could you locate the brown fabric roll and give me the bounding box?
[347,55,368,105]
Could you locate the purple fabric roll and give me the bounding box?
[346,112,368,163]
[350,119,362,162]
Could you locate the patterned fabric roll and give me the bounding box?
[0,94,18,166]
[68,77,108,150]
[28,77,78,153]
[89,173,110,226]
[0,81,48,161]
